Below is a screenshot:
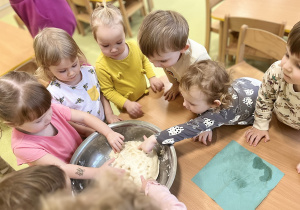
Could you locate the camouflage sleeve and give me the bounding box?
[253,61,282,130]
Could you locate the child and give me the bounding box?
[34,27,121,128]
[139,60,261,153]
[138,10,211,101]
[41,171,186,210]
[0,165,68,210]
[9,0,76,37]
[0,71,125,181]
[91,3,164,118]
[241,22,300,171]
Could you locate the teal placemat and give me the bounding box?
[192,141,284,210]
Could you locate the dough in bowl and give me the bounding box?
[109,141,159,187]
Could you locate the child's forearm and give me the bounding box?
[100,94,114,116]
[61,164,100,179]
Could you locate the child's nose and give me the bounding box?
[111,47,118,53]
[153,62,161,68]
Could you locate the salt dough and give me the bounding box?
[109,141,159,187]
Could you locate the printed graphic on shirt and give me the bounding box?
[75,98,84,104]
[87,85,100,101]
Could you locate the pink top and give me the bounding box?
[145,181,187,210]
[11,104,82,165]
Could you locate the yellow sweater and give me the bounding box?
[96,40,155,108]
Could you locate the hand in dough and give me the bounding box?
[138,135,158,153]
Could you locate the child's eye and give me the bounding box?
[285,52,289,58]
[72,63,78,68]
[117,41,123,44]
[101,45,109,48]
[59,70,66,73]
[160,60,167,63]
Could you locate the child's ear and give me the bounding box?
[180,44,190,53]
[212,100,221,107]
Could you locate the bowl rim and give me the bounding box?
[70,120,177,189]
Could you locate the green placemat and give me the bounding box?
[192,141,284,210]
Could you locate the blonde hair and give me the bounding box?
[0,165,67,210]
[180,60,232,110]
[91,2,125,41]
[138,10,189,57]
[34,27,86,81]
[41,172,159,210]
[0,71,52,126]
[288,21,300,57]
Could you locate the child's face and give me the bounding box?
[147,46,188,68]
[16,108,53,135]
[181,86,213,114]
[148,51,182,68]
[95,24,127,60]
[280,46,300,88]
[49,57,82,86]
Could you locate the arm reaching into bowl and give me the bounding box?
[140,175,187,210]
[138,135,158,153]
[70,109,124,153]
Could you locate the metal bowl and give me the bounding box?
[70,120,177,194]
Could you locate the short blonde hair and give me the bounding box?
[91,3,125,41]
[41,172,159,210]
[0,165,67,210]
[34,27,86,81]
[180,60,233,110]
[138,10,189,57]
[0,71,52,126]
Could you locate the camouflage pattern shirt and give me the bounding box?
[254,61,300,130]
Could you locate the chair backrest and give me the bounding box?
[235,25,287,64]
[205,0,223,51]
[221,15,286,62]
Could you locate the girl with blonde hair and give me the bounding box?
[34,27,122,140]
[91,2,164,118]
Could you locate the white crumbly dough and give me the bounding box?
[109,141,159,187]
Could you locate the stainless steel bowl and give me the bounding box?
[70,120,177,194]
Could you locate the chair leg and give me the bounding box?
[77,21,86,36]
[124,17,133,37]
[147,0,154,12]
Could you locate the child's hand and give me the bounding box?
[124,100,144,118]
[296,163,300,174]
[193,130,212,145]
[245,127,270,146]
[106,114,122,124]
[140,175,157,193]
[138,135,157,153]
[106,131,124,152]
[164,84,180,101]
[98,158,125,177]
[149,76,164,93]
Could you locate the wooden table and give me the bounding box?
[211,0,300,34]
[0,21,34,76]
[119,76,300,209]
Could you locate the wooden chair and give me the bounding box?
[228,24,287,81]
[220,15,286,64]
[204,0,223,54]
[118,0,147,37]
[13,14,26,30]
[67,0,93,36]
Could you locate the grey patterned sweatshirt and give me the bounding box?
[155,77,261,145]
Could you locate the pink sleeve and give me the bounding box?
[145,181,187,210]
[51,103,72,121]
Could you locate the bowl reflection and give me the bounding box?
[70,120,177,194]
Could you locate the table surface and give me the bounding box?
[119,76,300,209]
[211,0,300,33]
[0,21,34,76]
